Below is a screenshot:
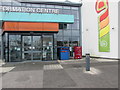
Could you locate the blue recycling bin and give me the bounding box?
[59,47,70,60]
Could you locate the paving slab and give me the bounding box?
[64,65,118,88]
[43,69,76,88]
[2,70,43,88]
[1,60,118,88]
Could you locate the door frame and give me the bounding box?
[7,33,55,62]
[22,35,42,61]
[22,34,54,61]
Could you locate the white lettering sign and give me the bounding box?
[0,6,59,14]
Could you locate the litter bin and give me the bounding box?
[74,46,82,59]
[59,47,70,60]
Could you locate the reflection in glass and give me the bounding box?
[31,4,40,7]
[46,5,55,8]
[72,30,80,36]
[62,9,72,14]
[42,35,53,60]
[22,36,42,60]
[72,20,79,29]
[72,10,79,19]
[9,35,21,62]
[63,30,72,37]
[24,53,31,60]
[63,6,71,9]
[55,5,62,9]
[23,36,31,51]
[12,1,21,6]
[71,7,79,10]
[33,36,42,60]
[33,36,42,51]
[33,53,42,60]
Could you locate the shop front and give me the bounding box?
[7,34,54,62]
[0,1,82,62]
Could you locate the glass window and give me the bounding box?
[41,4,46,7]
[0,1,2,5]
[54,34,57,39]
[63,37,72,47]
[72,30,80,37]
[9,35,22,62]
[54,34,57,47]
[57,37,63,41]
[46,5,55,8]
[72,37,80,46]
[72,10,79,19]
[57,41,63,47]
[59,24,68,30]
[2,2,11,5]
[0,2,2,5]
[67,24,72,30]
[72,20,79,29]
[57,30,63,36]
[62,9,71,15]
[63,6,71,9]
[71,7,79,10]
[63,30,72,37]
[59,24,63,29]
[55,5,62,9]
[21,3,27,7]
[63,41,69,47]
[72,36,80,41]
[12,1,21,6]
[26,3,32,7]
[31,4,40,8]
[64,36,70,41]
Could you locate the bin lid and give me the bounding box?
[60,47,69,50]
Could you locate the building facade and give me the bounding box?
[0,0,82,62]
[82,0,119,59]
[0,0,119,62]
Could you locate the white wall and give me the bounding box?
[82,0,119,59]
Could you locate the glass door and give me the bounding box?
[42,35,53,60]
[9,35,21,62]
[22,36,42,61]
[22,36,32,61]
[33,36,42,60]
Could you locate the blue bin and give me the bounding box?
[59,47,70,60]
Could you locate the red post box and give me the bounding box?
[74,46,82,59]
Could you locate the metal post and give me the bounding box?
[86,53,90,71]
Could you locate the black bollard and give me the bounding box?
[86,53,90,71]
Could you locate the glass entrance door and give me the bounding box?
[33,36,42,60]
[22,36,42,61]
[9,35,21,62]
[42,35,53,60]
[22,36,32,60]
[22,35,53,61]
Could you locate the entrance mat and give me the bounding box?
[43,69,76,88]
[43,64,63,70]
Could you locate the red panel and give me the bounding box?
[3,22,59,32]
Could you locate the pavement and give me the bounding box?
[0,58,119,88]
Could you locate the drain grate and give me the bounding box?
[44,64,63,70]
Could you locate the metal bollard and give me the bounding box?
[85,53,90,71]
